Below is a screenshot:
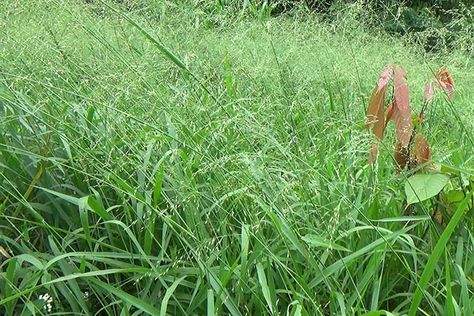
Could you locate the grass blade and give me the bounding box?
[409,192,473,316]
[160,276,187,316]
[256,262,274,314]
[91,278,161,315]
[207,289,214,316]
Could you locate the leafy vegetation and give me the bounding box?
[0,0,473,315]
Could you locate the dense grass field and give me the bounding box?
[1,1,473,315]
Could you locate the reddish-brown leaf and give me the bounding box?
[412,134,431,166]
[436,67,454,100]
[365,86,387,140]
[424,81,435,103]
[395,109,413,147]
[366,78,389,164]
[394,67,409,112]
[393,66,413,147]
[385,103,394,126]
[394,141,409,171]
[377,65,394,92]
[366,88,386,164]
[373,92,386,140]
[366,65,399,164]
[433,208,445,226]
[366,65,396,142]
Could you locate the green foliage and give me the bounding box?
[409,193,473,316]
[0,0,473,315]
[405,173,449,205]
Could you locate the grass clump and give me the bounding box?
[0,0,473,315]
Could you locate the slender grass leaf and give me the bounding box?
[408,193,473,316]
[160,276,187,316]
[302,234,351,252]
[92,278,161,315]
[256,263,274,314]
[207,289,214,316]
[445,251,454,316]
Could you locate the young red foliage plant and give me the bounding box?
[392,66,413,147]
[366,65,413,164]
[435,66,454,100]
[366,65,453,171]
[412,134,431,167]
[424,81,435,103]
[394,141,409,171]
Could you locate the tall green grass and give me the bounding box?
[0,0,473,315]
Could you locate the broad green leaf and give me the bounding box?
[405,173,449,205]
[445,190,465,205]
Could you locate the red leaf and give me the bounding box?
[436,67,454,100]
[393,66,413,147]
[377,65,394,92]
[412,134,431,166]
[394,66,409,112]
[424,81,435,103]
[385,103,394,126]
[394,141,409,171]
[434,208,445,225]
[366,66,393,164]
[365,86,387,140]
[395,110,412,147]
[366,86,386,164]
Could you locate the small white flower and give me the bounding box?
[39,293,53,313]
